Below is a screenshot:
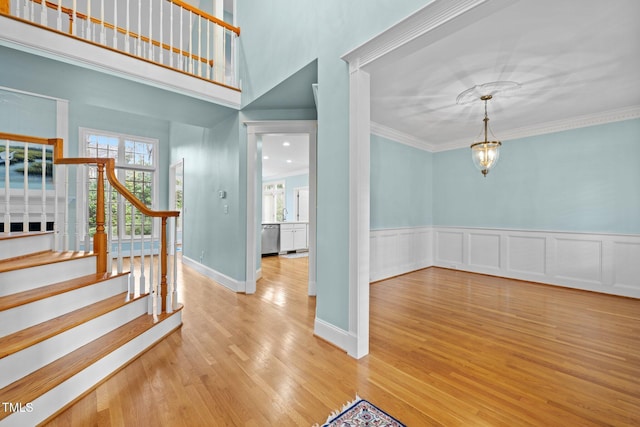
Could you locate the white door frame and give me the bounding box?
[168,159,184,255]
[244,120,317,295]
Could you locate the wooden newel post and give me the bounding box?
[0,0,10,15]
[160,216,168,312]
[94,163,108,273]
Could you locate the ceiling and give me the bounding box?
[261,133,309,179]
[365,0,640,151]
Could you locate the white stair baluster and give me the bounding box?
[23,143,29,233]
[116,192,124,274]
[3,140,10,233]
[179,7,183,70]
[206,20,210,80]
[86,0,91,41]
[197,15,201,77]
[136,0,141,56]
[169,2,174,67]
[56,0,62,32]
[148,0,152,60]
[112,0,117,48]
[125,0,130,52]
[40,145,47,232]
[139,213,146,297]
[106,181,113,273]
[188,11,193,73]
[72,0,76,36]
[100,0,105,44]
[159,0,163,63]
[40,0,47,26]
[129,205,136,297]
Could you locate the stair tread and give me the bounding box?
[0,231,53,240]
[0,231,53,241]
[0,250,95,273]
[0,306,183,419]
[0,272,128,311]
[0,292,144,359]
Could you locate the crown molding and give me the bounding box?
[370,122,435,152]
[341,0,493,67]
[432,105,640,152]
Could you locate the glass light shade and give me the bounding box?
[471,141,501,176]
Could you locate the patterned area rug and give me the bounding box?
[315,395,406,427]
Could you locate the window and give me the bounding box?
[80,128,158,238]
[262,181,285,223]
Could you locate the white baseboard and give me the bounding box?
[182,255,245,293]
[314,317,355,355]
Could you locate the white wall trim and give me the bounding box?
[370,226,433,282]
[341,0,493,67]
[244,120,318,297]
[182,255,244,293]
[372,105,640,154]
[369,225,640,299]
[370,122,435,152]
[432,226,640,299]
[432,105,640,152]
[314,317,356,356]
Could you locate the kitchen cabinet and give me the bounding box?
[280,222,308,252]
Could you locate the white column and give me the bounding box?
[348,62,370,359]
[213,0,224,82]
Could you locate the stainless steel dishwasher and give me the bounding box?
[261,223,280,255]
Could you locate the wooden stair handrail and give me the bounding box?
[0,132,178,312]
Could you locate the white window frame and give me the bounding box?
[262,180,285,223]
[78,127,159,241]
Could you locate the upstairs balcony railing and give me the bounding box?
[1,0,240,89]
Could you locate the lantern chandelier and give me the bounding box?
[471,94,500,177]
[457,81,521,177]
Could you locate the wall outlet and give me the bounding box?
[224,204,229,214]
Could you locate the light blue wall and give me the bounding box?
[370,134,433,229]
[434,119,640,234]
[238,0,432,331]
[169,113,246,280]
[0,88,57,137]
[264,173,309,222]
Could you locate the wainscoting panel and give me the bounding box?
[370,227,432,282]
[506,235,546,276]
[468,232,501,271]
[435,230,464,267]
[431,227,640,298]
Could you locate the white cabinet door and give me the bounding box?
[280,225,295,252]
[293,225,307,249]
[280,223,308,252]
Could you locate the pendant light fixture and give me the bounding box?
[470,94,501,177]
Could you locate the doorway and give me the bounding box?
[245,121,317,296]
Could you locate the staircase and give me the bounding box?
[0,231,183,426]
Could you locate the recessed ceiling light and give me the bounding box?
[286,159,292,163]
[283,141,290,147]
[263,155,269,160]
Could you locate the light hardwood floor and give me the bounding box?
[44,254,640,426]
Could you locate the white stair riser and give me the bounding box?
[0,234,54,260]
[0,296,149,389]
[0,257,95,296]
[0,275,129,337]
[0,311,182,427]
